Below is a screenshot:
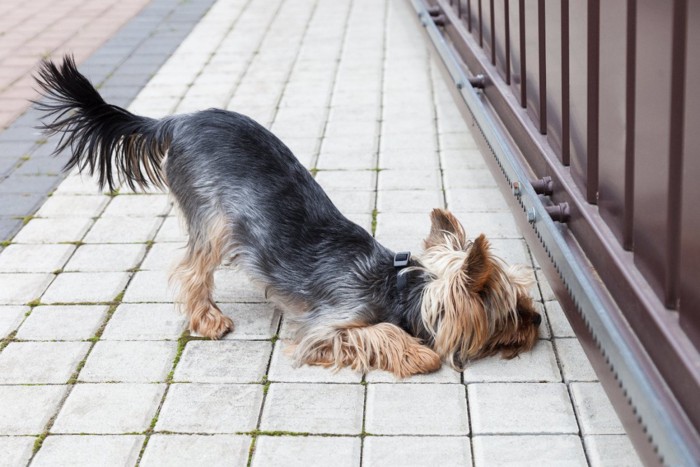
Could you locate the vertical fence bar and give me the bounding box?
[568,0,599,203]
[680,0,700,352]
[598,0,629,244]
[494,0,510,83]
[666,0,686,308]
[623,0,636,251]
[482,0,494,62]
[544,0,567,164]
[524,0,546,133]
[633,0,677,305]
[508,0,525,106]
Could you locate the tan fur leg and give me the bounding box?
[293,323,442,378]
[172,215,233,339]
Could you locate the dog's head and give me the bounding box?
[417,208,541,370]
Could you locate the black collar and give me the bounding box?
[394,251,411,291]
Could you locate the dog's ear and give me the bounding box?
[424,208,467,250]
[464,234,493,292]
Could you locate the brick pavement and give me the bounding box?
[0,0,218,246]
[0,0,643,465]
[0,0,146,130]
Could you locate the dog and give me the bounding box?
[34,55,541,377]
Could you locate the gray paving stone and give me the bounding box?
[220,302,280,340]
[35,195,109,218]
[450,212,521,239]
[0,341,90,384]
[141,434,250,467]
[366,383,469,435]
[12,217,93,244]
[0,243,75,273]
[102,194,171,217]
[64,243,147,272]
[381,131,436,152]
[0,436,34,467]
[364,436,472,467]
[439,132,479,151]
[122,270,173,303]
[212,269,266,302]
[267,343,362,383]
[446,188,511,212]
[52,173,107,195]
[52,383,165,434]
[584,435,642,467]
[140,242,186,270]
[325,190,375,214]
[463,340,561,383]
[156,383,263,433]
[174,340,271,383]
[0,305,28,338]
[16,305,108,340]
[536,268,556,301]
[571,382,625,435]
[80,341,178,383]
[41,272,130,304]
[376,189,444,213]
[0,385,67,435]
[379,147,440,170]
[375,212,431,239]
[489,238,532,266]
[378,169,441,191]
[261,383,364,434]
[545,300,576,337]
[0,273,54,305]
[32,435,145,467]
[83,216,162,243]
[472,435,587,467]
[443,168,498,189]
[365,364,461,383]
[102,303,185,340]
[252,436,361,467]
[154,216,188,242]
[555,338,598,382]
[440,149,488,172]
[468,383,578,434]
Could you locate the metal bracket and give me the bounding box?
[468,74,485,89]
[532,176,554,196]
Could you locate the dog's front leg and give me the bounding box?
[292,322,442,378]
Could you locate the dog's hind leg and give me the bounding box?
[291,323,442,378]
[172,214,233,339]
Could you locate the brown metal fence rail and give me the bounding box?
[405,0,700,464]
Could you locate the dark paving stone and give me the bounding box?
[0,141,34,159]
[13,155,67,176]
[0,0,218,235]
[0,217,23,242]
[0,174,61,194]
[0,157,19,177]
[0,193,45,216]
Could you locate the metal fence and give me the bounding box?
[407,0,700,464]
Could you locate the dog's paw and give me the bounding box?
[394,345,442,378]
[191,312,234,340]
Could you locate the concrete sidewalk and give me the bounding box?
[0,0,641,465]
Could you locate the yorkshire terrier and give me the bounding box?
[34,56,541,377]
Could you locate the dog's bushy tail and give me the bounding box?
[34,55,171,191]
